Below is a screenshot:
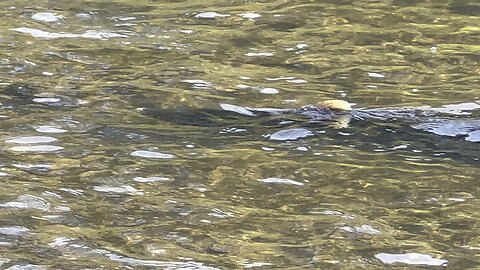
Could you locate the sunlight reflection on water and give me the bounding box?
[0,0,479,268]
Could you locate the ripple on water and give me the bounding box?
[411,120,480,138]
[244,52,274,57]
[32,97,62,104]
[181,79,213,89]
[0,195,50,211]
[367,72,386,78]
[269,128,314,141]
[35,126,67,134]
[9,145,63,153]
[339,225,381,235]
[266,76,296,81]
[194,12,230,19]
[375,253,447,266]
[5,136,57,144]
[0,260,10,268]
[4,263,44,270]
[49,237,219,268]
[241,261,274,268]
[130,151,174,159]
[31,12,63,23]
[75,13,92,20]
[11,27,128,39]
[286,79,307,84]
[465,130,480,142]
[93,185,142,195]
[258,177,304,186]
[239,12,261,20]
[13,163,53,171]
[0,226,29,236]
[133,176,170,183]
[260,87,279,94]
[432,102,480,116]
[220,103,255,116]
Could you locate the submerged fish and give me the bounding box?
[142,99,480,142]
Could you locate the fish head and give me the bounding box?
[317,99,354,112]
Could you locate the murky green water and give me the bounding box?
[0,0,479,269]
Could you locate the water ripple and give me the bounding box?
[130,150,174,159]
[258,177,304,186]
[375,253,447,266]
[9,145,63,153]
[12,27,129,39]
[35,126,67,134]
[5,136,57,144]
[93,185,142,195]
[195,12,230,19]
[0,226,29,236]
[31,12,63,23]
[0,195,50,211]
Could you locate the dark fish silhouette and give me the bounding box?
[142,99,480,143]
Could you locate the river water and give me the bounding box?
[0,0,479,269]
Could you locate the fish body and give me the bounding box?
[142,99,480,142]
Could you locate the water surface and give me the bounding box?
[0,0,479,268]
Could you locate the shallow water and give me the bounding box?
[0,0,479,269]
